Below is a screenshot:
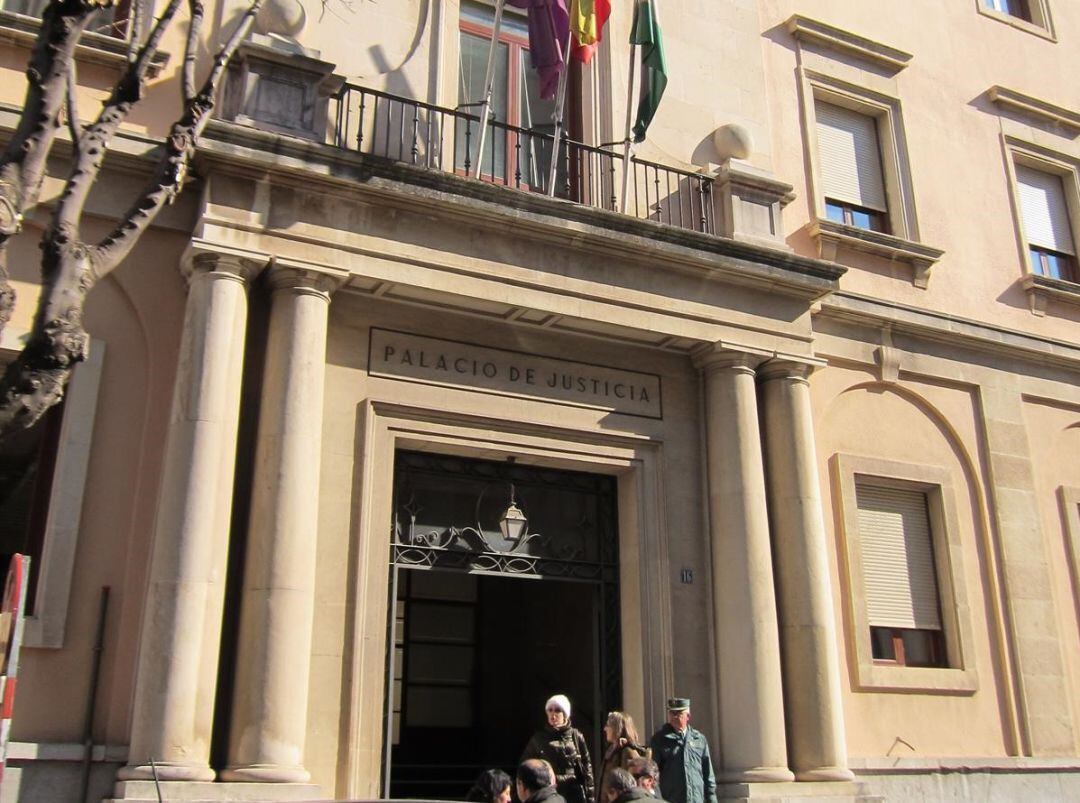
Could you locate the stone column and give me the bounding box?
[760,361,853,782]
[695,349,794,783]
[120,251,263,782]
[221,265,338,783]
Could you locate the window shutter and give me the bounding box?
[1016,165,1075,255]
[855,483,942,631]
[815,101,888,213]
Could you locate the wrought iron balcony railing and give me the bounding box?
[330,83,715,235]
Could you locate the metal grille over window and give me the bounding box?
[815,100,888,214]
[1016,165,1076,256]
[855,482,942,631]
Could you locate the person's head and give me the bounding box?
[627,758,659,793]
[545,694,571,728]
[604,711,640,745]
[516,759,555,802]
[666,697,690,732]
[604,768,637,802]
[466,769,512,803]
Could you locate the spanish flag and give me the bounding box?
[570,0,611,64]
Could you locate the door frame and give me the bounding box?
[342,399,675,798]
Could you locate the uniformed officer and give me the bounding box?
[647,698,717,803]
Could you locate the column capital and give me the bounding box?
[691,343,771,374]
[758,357,827,383]
[181,241,270,285]
[266,258,348,297]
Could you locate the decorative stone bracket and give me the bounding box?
[810,218,944,289]
[1021,272,1080,316]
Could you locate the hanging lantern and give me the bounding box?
[499,484,528,542]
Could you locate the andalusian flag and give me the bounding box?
[570,0,611,64]
[631,0,667,142]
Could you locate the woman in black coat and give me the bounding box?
[520,694,595,803]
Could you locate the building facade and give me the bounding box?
[1,0,1079,801]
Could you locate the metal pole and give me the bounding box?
[619,41,637,213]
[472,0,506,179]
[79,587,110,803]
[545,23,576,197]
[149,757,163,803]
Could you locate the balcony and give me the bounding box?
[328,83,716,236]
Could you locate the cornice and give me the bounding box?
[786,14,912,73]
[988,86,1080,136]
[817,291,1080,372]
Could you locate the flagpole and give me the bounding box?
[619,38,637,213]
[472,0,506,179]
[546,22,575,197]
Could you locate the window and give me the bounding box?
[1015,164,1077,283]
[984,0,1032,21]
[1,0,130,37]
[855,483,947,668]
[801,73,942,287]
[832,455,978,693]
[815,100,889,234]
[977,0,1055,36]
[0,333,103,648]
[457,1,558,186]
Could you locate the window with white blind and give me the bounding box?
[1015,164,1077,283]
[855,482,947,667]
[978,0,1054,35]
[815,100,888,233]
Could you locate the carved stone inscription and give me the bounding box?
[369,329,662,418]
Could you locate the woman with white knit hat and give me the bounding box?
[520,694,595,803]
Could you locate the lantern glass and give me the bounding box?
[499,502,527,542]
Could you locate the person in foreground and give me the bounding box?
[517,759,567,803]
[627,757,665,801]
[466,768,513,803]
[521,694,595,803]
[604,768,652,803]
[648,697,717,803]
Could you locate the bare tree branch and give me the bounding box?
[65,60,81,152]
[182,0,204,102]
[0,0,96,334]
[94,0,262,272]
[54,0,183,236]
[0,0,262,439]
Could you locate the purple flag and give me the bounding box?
[507,0,570,100]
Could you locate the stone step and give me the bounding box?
[105,780,323,802]
[718,780,884,803]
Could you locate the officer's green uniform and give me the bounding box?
[648,699,717,803]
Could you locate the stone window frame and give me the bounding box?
[1003,139,1080,315]
[831,454,979,693]
[799,70,943,289]
[1061,486,1080,612]
[976,0,1057,41]
[0,327,104,649]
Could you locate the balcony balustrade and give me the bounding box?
[330,83,715,235]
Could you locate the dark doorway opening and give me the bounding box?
[386,451,621,800]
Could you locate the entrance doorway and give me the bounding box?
[386,451,621,799]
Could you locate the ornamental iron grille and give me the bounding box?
[389,449,622,704]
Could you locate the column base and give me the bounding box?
[106,780,322,802]
[795,767,856,782]
[718,780,881,802]
[117,762,216,782]
[219,764,312,783]
[723,767,797,783]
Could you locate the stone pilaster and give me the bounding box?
[221,263,340,783]
[760,361,853,782]
[120,249,265,782]
[694,348,794,784]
